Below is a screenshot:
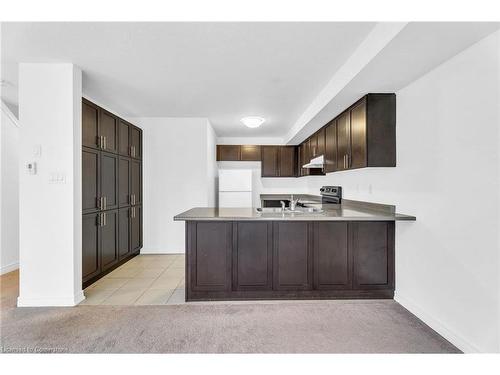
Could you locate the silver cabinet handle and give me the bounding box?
[103,136,106,150]
[103,212,106,226]
[103,196,107,209]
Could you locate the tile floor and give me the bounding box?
[81,254,185,306]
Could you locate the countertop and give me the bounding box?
[174,197,416,222]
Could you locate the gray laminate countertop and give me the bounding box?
[174,198,416,222]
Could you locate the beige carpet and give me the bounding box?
[0,270,460,353]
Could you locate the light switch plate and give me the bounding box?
[26,162,37,175]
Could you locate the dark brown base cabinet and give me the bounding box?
[185,220,395,301]
[82,98,143,289]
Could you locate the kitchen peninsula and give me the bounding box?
[174,196,415,302]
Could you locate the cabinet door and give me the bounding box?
[100,152,118,210]
[316,128,325,157]
[82,213,100,281]
[82,147,100,214]
[130,159,142,205]
[336,111,351,171]
[309,135,318,158]
[216,145,240,161]
[100,210,119,271]
[130,126,142,159]
[352,222,394,289]
[233,222,273,290]
[261,146,279,177]
[299,142,309,176]
[279,146,297,177]
[350,99,367,169]
[99,110,118,153]
[273,222,313,290]
[240,145,261,161]
[119,208,131,259]
[82,101,99,149]
[118,157,130,207]
[325,120,338,173]
[313,222,350,289]
[130,205,142,252]
[118,120,130,157]
[189,222,232,291]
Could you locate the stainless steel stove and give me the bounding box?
[320,186,342,204]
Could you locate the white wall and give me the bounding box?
[17,63,83,306]
[0,101,20,274]
[134,117,216,254]
[306,31,500,352]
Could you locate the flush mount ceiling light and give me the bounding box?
[241,116,265,128]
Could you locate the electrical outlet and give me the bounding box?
[49,172,66,184]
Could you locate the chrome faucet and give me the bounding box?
[280,200,286,211]
[289,194,300,211]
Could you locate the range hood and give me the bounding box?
[302,155,324,169]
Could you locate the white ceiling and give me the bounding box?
[2,22,499,142]
[1,22,376,137]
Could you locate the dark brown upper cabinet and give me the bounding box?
[217,145,261,161]
[261,146,298,177]
[213,93,395,177]
[261,146,279,177]
[299,142,309,176]
[324,120,338,173]
[240,145,261,161]
[118,120,130,156]
[82,101,99,149]
[130,126,142,159]
[100,110,118,153]
[337,94,396,170]
[82,147,100,214]
[350,99,367,169]
[316,128,325,157]
[279,146,297,177]
[100,151,119,211]
[309,135,318,158]
[217,145,240,161]
[118,157,131,207]
[130,159,142,206]
[336,111,351,171]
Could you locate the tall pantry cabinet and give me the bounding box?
[81,98,143,288]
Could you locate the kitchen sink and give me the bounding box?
[256,207,323,214]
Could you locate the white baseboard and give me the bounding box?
[140,248,184,255]
[394,292,482,353]
[17,290,85,307]
[1,262,19,275]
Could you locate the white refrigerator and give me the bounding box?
[218,169,253,208]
